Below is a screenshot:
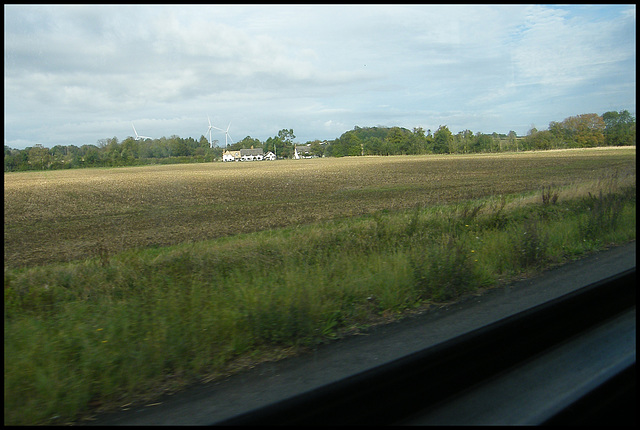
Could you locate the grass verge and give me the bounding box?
[4,175,636,425]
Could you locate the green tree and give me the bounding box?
[14,148,30,171]
[65,145,82,168]
[458,130,474,153]
[385,127,405,154]
[524,129,556,150]
[491,132,501,152]
[104,137,121,165]
[433,125,452,154]
[28,144,50,170]
[345,133,363,156]
[50,145,66,158]
[329,138,347,157]
[209,146,224,160]
[226,140,245,151]
[199,135,213,149]
[120,138,139,163]
[548,121,563,143]
[150,138,170,158]
[81,145,100,166]
[4,145,17,171]
[507,130,518,151]
[276,129,295,158]
[49,145,67,169]
[363,136,383,155]
[169,135,191,157]
[237,136,263,149]
[552,114,605,148]
[411,127,428,154]
[136,140,153,159]
[264,136,280,157]
[307,140,325,157]
[473,133,494,152]
[603,110,636,146]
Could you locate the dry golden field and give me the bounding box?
[4,148,635,268]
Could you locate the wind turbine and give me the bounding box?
[206,116,223,148]
[223,122,234,147]
[131,122,151,141]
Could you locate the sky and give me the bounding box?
[3,4,636,150]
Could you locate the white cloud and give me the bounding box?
[511,5,634,88]
[3,4,636,148]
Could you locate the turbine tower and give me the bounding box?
[206,116,223,148]
[223,122,234,147]
[131,122,151,141]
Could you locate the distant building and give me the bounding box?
[293,144,314,159]
[222,150,241,162]
[240,147,264,161]
[222,147,265,162]
[264,151,276,161]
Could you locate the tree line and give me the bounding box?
[4,110,635,172]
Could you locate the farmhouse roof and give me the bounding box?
[240,148,264,156]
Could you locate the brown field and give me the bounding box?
[4,148,636,268]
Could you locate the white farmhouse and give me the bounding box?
[222,150,241,162]
[222,147,265,162]
[240,147,264,161]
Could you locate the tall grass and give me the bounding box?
[4,174,636,425]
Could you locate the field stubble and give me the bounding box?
[4,148,636,268]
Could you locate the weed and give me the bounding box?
[405,203,422,238]
[410,235,478,302]
[578,190,626,240]
[321,310,343,339]
[459,201,485,225]
[485,195,508,230]
[91,240,111,268]
[541,185,559,205]
[244,296,316,346]
[513,218,549,269]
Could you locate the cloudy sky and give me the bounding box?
[4,4,636,150]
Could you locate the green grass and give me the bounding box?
[4,171,635,425]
